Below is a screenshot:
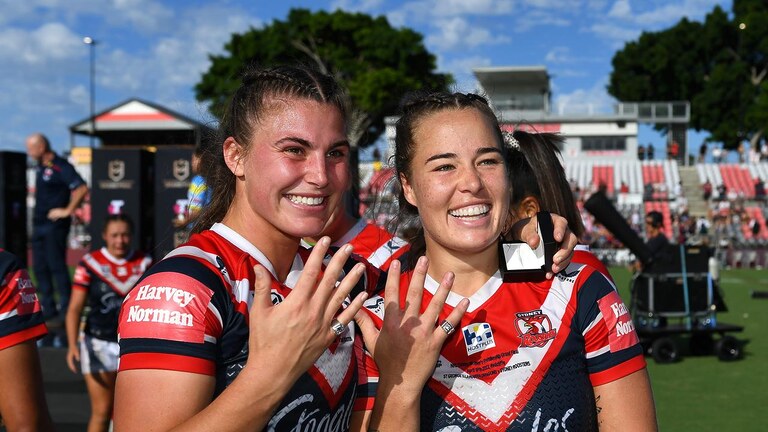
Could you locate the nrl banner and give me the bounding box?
[91,149,155,253]
[154,147,194,259]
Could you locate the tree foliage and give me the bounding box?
[195,8,451,148]
[608,0,768,150]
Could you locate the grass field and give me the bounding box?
[610,266,768,431]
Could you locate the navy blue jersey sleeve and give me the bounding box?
[574,270,646,386]
[118,256,231,375]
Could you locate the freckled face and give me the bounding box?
[401,108,509,255]
[228,97,350,240]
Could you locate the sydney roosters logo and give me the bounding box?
[515,309,556,348]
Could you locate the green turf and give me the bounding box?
[611,266,768,431]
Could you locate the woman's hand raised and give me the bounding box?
[356,256,468,430]
[244,237,368,385]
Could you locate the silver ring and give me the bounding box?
[439,320,455,335]
[330,319,345,336]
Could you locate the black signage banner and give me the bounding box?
[154,147,193,259]
[0,151,28,264]
[90,149,154,253]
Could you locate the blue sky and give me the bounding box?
[0,0,731,158]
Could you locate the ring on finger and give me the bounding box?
[330,319,346,336]
[439,320,455,336]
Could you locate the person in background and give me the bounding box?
[504,130,614,282]
[619,181,629,195]
[173,144,211,230]
[0,249,54,432]
[703,179,713,201]
[26,133,89,325]
[65,215,152,432]
[647,143,655,160]
[754,178,765,202]
[698,141,708,163]
[712,144,723,163]
[356,92,656,431]
[634,210,671,273]
[302,192,410,271]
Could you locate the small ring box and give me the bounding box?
[499,211,556,274]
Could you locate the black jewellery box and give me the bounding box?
[498,211,557,274]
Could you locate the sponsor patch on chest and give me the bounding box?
[461,322,496,355]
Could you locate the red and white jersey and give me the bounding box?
[73,248,152,341]
[573,244,614,284]
[361,263,645,431]
[0,249,47,350]
[118,223,381,429]
[303,219,410,271]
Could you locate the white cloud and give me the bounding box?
[440,55,492,92]
[0,23,83,65]
[553,78,616,115]
[589,22,640,46]
[331,0,385,12]
[426,17,509,51]
[545,46,603,65]
[522,0,566,7]
[110,0,174,32]
[433,0,513,16]
[512,9,571,32]
[607,0,631,18]
[545,46,571,63]
[605,0,725,27]
[388,0,515,26]
[97,5,258,113]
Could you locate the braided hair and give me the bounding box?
[193,64,350,234]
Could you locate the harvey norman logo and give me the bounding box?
[126,284,196,327]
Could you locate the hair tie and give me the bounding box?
[502,131,520,150]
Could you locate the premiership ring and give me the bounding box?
[439,320,455,336]
[330,319,345,336]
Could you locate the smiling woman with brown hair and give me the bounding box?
[356,91,657,432]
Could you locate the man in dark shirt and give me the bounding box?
[644,211,670,257]
[25,133,88,324]
[633,211,670,273]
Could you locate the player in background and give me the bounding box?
[0,249,54,431]
[355,91,657,431]
[65,215,152,432]
[302,192,410,271]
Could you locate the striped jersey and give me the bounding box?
[118,223,381,430]
[0,249,47,350]
[302,219,409,271]
[72,248,152,341]
[360,263,645,431]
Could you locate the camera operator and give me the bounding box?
[633,211,670,272]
